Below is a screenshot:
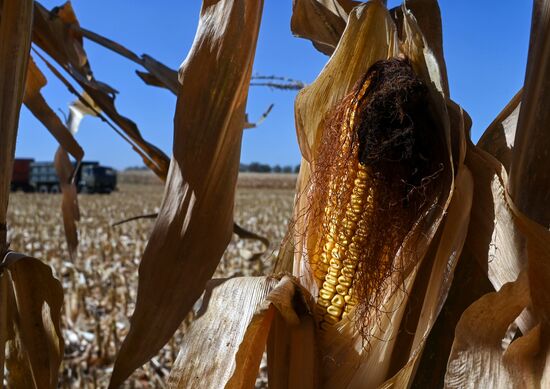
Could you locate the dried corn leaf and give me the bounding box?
[23,55,89,259]
[23,57,84,162]
[33,1,170,178]
[1,253,64,389]
[23,55,83,259]
[33,49,161,177]
[509,0,550,228]
[0,0,33,247]
[78,24,272,134]
[233,222,270,261]
[54,148,80,259]
[32,2,89,75]
[109,0,264,386]
[463,144,528,297]
[168,276,316,388]
[76,26,180,94]
[477,90,522,171]
[291,0,359,55]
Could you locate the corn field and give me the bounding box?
[1,1,550,389]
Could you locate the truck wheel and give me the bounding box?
[50,185,60,194]
[39,185,49,193]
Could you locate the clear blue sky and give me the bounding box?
[17,1,532,169]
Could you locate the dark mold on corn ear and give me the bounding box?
[356,57,440,189]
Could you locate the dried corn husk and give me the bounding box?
[109,0,264,386]
[168,276,317,388]
[291,0,359,55]
[477,90,522,171]
[1,253,64,388]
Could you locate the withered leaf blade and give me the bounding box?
[2,253,64,389]
[0,0,33,252]
[233,222,270,261]
[33,2,170,179]
[168,276,317,389]
[32,2,89,75]
[509,0,550,227]
[109,0,264,386]
[477,90,522,171]
[24,56,84,162]
[169,276,274,388]
[291,0,359,55]
[76,26,180,94]
[54,147,80,259]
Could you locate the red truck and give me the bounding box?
[11,158,34,192]
[10,158,117,194]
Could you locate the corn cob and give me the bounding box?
[309,78,375,330]
[309,58,440,331]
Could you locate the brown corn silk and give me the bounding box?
[109,0,264,386]
[0,1,65,388]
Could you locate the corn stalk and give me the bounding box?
[0,2,65,388]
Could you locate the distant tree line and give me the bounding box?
[240,162,300,173]
[125,163,301,174]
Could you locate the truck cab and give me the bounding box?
[78,164,117,193]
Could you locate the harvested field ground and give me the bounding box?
[6,173,296,388]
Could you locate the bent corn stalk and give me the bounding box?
[0,1,65,388]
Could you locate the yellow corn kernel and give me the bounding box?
[319,288,335,301]
[327,305,343,318]
[335,284,349,296]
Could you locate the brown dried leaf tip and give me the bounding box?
[305,58,447,335]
